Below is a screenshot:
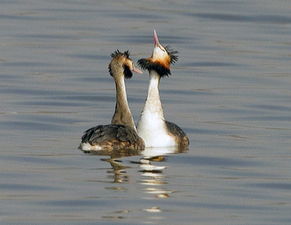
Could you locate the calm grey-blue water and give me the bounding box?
[1,0,291,224]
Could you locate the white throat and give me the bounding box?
[143,71,164,117]
[137,71,176,147]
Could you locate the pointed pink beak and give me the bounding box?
[153,29,160,47]
[132,66,143,74]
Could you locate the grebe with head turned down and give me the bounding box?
[137,30,189,148]
[79,50,145,153]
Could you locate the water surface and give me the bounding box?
[1,0,291,224]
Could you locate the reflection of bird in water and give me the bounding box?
[138,156,166,173]
[91,142,187,199]
[79,50,145,153]
[137,145,188,199]
[137,30,189,148]
[137,155,174,199]
[102,158,130,184]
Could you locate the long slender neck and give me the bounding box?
[111,68,136,130]
[143,70,165,117]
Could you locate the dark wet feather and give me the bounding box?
[165,121,189,147]
[81,124,144,149]
[165,121,186,137]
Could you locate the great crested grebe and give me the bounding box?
[79,50,145,152]
[137,30,189,148]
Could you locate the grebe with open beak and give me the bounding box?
[79,50,145,152]
[137,30,189,148]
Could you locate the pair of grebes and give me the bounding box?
[79,30,189,153]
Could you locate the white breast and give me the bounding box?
[137,71,177,148]
[137,110,176,148]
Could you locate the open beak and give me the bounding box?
[153,29,160,47]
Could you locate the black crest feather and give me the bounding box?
[165,45,178,64]
[111,49,130,59]
[138,59,171,77]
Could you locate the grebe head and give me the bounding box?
[138,30,178,77]
[109,50,142,79]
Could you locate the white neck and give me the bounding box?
[142,71,165,118]
[137,71,176,147]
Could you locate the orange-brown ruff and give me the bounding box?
[138,46,178,77]
[79,50,145,153]
[137,30,189,148]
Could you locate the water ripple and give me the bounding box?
[170,155,257,167]
[193,13,291,24]
[0,183,60,191]
[248,182,291,190]
[0,121,68,131]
